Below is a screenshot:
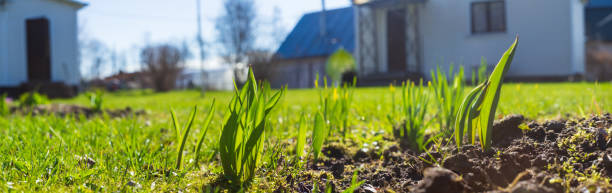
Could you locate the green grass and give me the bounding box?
[0,82,610,192]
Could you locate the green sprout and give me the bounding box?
[0,93,8,115]
[19,91,48,108]
[86,90,104,112]
[431,65,464,137]
[314,75,355,141]
[455,37,518,151]
[170,105,198,170]
[396,80,430,152]
[194,99,215,167]
[218,68,284,187]
[295,112,308,163]
[311,112,327,164]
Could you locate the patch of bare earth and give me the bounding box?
[289,113,612,193]
[11,104,145,118]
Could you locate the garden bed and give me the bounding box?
[277,113,612,193]
[10,104,145,118]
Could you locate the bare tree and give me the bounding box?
[82,39,109,79]
[270,6,287,49]
[141,44,188,92]
[216,0,256,84]
[78,18,110,80]
[248,49,276,82]
[111,48,118,75]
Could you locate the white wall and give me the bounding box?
[375,8,388,73]
[0,0,81,86]
[418,0,585,79]
[0,7,9,85]
[570,0,585,75]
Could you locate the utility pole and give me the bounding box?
[196,0,206,96]
[320,0,327,37]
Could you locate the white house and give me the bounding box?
[0,0,85,89]
[354,0,585,82]
[275,0,586,87]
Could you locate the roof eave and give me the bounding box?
[52,0,88,9]
[353,0,426,7]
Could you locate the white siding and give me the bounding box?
[570,0,585,75]
[0,0,81,87]
[0,8,8,85]
[375,8,387,73]
[417,0,584,79]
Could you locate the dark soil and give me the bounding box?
[289,113,612,193]
[10,104,145,118]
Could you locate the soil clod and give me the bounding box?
[412,167,469,193]
[492,114,525,147]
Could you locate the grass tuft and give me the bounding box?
[218,67,285,187]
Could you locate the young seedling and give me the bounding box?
[170,105,198,170]
[19,91,48,108]
[0,93,8,116]
[472,57,488,85]
[219,68,284,187]
[342,170,365,193]
[431,65,464,137]
[295,112,308,162]
[194,99,215,167]
[311,112,327,164]
[86,90,104,112]
[455,37,518,151]
[396,80,430,152]
[314,75,355,141]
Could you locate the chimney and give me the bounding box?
[320,0,327,37]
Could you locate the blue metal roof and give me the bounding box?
[587,0,612,8]
[586,1,612,41]
[276,7,354,59]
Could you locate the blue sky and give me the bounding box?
[78,0,351,76]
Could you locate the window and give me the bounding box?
[471,1,506,34]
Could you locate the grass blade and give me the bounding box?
[170,108,181,143]
[176,105,198,170]
[295,113,307,160]
[195,99,216,167]
[312,112,326,163]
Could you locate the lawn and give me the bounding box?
[0,82,610,192]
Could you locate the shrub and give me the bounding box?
[141,43,189,92]
[326,48,356,85]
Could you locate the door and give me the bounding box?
[387,9,406,72]
[26,18,51,82]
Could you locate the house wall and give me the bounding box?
[0,0,81,87]
[0,6,8,86]
[354,6,378,76]
[271,57,327,88]
[417,0,585,79]
[375,9,388,73]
